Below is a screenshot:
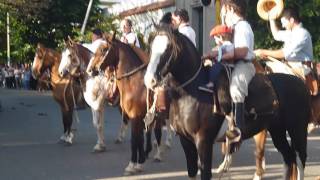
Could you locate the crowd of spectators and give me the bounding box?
[0,63,42,90]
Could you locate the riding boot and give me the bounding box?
[226,102,244,142]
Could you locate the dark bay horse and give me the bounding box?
[32,43,85,145]
[144,25,310,180]
[87,33,167,175]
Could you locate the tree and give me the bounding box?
[0,0,118,64]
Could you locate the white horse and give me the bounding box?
[58,40,128,152]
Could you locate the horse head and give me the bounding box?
[87,32,118,76]
[144,24,199,90]
[32,43,51,79]
[58,38,81,77]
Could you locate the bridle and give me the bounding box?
[98,41,148,81]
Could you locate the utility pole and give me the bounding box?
[80,0,94,35]
[7,12,10,66]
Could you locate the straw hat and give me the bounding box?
[257,0,284,20]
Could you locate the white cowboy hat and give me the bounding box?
[257,0,284,20]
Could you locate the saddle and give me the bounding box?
[217,64,279,138]
[245,74,279,122]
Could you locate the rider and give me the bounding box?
[199,24,234,93]
[254,8,315,94]
[120,18,140,48]
[171,8,196,46]
[220,0,255,143]
[82,28,106,53]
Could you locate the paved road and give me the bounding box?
[0,88,319,180]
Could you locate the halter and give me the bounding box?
[158,47,202,89]
[37,49,47,67]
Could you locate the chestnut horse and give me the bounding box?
[144,25,310,180]
[32,43,85,145]
[87,33,169,175]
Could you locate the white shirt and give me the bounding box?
[120,32,140,48]
[273,23,313,62]
[233,21,255,61]
[178,23,196,46]
[82,38,106,53]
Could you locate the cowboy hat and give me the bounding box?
[257,0,284,20]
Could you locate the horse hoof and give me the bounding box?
[308,123,316,133]
[123,171,134,176]
[63,142,72,146]
[124,162,137,175]
[165,141,172,148]
[92,144,106,153]
[114,138,123,144]
[134,163,143,172]
[253,172,262,180]
[153,158,162,162]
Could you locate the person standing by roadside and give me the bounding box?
[171,8,196,46]
[120,19,140,48]
[82,28,106,53]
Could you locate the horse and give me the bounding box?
[258,58,320,133]
[86,33,171,175]
[32,43,85,145]
[58,39,124,152]
[143,25,310,180]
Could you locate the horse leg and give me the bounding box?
[269,128,297,180]
[153,120,163,162]
[165,118,173,148]
[115,112,129,144]
[179,135,198,179]
[253,130,267,180]
[136,119,146,172]
[124,120,145,175]
[287,125,308,180]
[92,108,106,153]
[196,134,214,180]
[60,109,74,145]
[145,130,152,159]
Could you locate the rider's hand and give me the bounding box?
[201,53,212,61]
[254,49,267,59]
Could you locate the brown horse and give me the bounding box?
[32,43,85,145]
[87,33,167,175]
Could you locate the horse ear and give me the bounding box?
[67,36,74,47]
[37,43,44,49]
[111,31,116,41]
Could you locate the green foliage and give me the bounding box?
[0,0,118,64]
[247,0,320,61]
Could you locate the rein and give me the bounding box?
[116,63,148,80]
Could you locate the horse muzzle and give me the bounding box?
[144,73,159,90]
[59,69,68,78]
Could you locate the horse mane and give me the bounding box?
[108,37,146,65]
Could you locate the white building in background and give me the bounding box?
[100,0,217,54]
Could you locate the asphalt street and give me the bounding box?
[0,88,319,180]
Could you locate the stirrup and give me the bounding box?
[198,86,214,93]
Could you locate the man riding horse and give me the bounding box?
[211,0,256,145]
[254,7,316,95]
